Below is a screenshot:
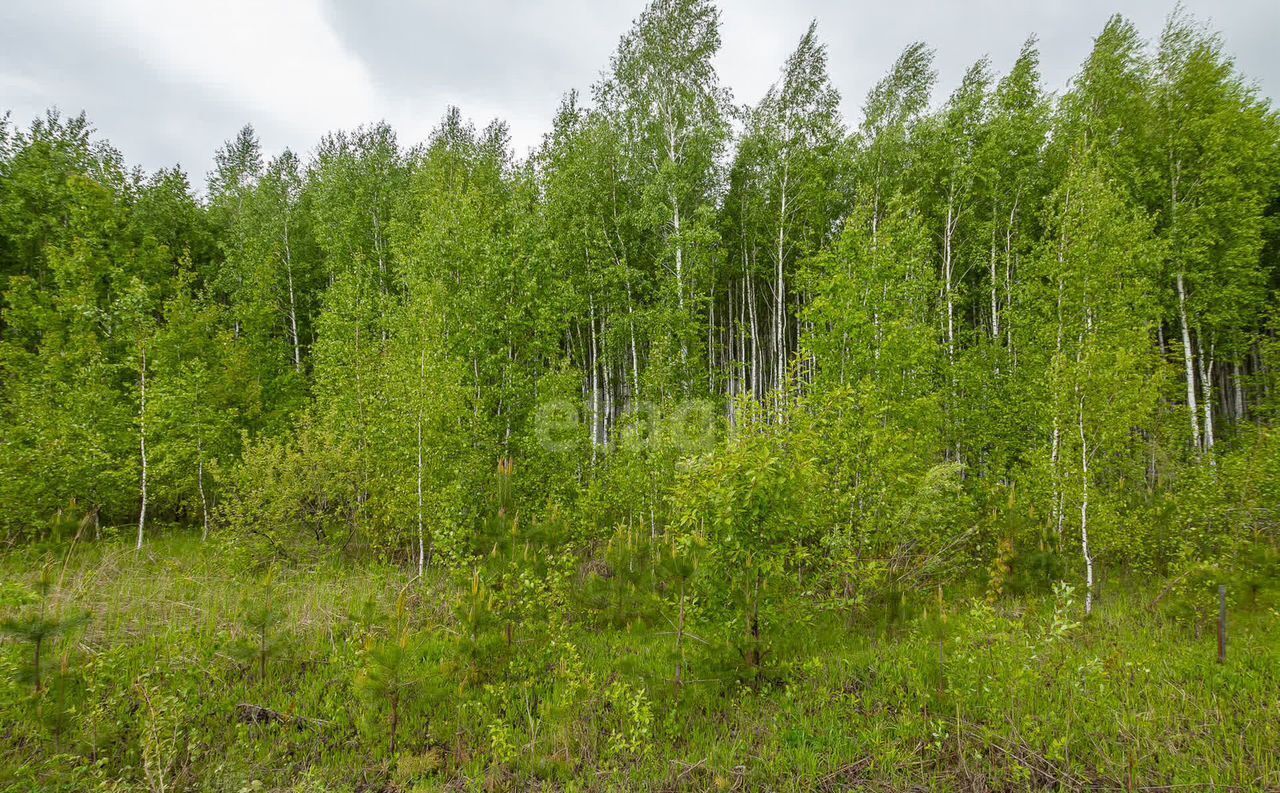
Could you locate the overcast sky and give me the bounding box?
[2,0,1277,189]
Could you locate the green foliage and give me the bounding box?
[0,563,89,694]
[229,569,282,681]
[452,568,506,688]
[354,594,445,757]
[0,539,1275,790]
[673,421,820,681]
[2,2,1280,788]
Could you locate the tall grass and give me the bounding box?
[0,535,1276,791]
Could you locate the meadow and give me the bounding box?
[2,533,1276,792]
[4,0,1280,789]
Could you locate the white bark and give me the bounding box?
[1198,335,1215,458]
[775,163,789,410]
[943,199,956,365]
[371,208,386,278]
[727,279,736,422]
[625,278,640,403]
[1233,361,1245,421]
[283,213,301,371]
[417,349,426,577]
[672,195,689,379]
[1078,388,1093,617]
[589,298,600,459]
[1005,204,1017,358]
[708,284,716,394]
[739,276,748,405]
[1176,272,1201,452]
[603,342,613,448]
[197,442,209,542]
[673,200,684,311]
[136,347,148,552]
[1050,221,1067,540]
[1051,286,1064,540]
[747,275,760,400]
[661,106,688,313]
[989,222,1000,341]
[1172,158,1200,453]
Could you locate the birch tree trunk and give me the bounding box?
[589,298,600,460]
[775,164,789,411]
[198,441,209,542]
[625,278,640,403]
[708,283,716,394]
[673,198,684,310]
[416,349,426,577]
[283,214,302,371]
[603,344,613,448]
[1233,361,1245,421]
[1051,278,1065,540]
[1078,388,1093,617]
[739,275,748,407]
[136,347,148,552]
[989,219,1000,341]
[748,274,760,400]
[1198,335,1215,457]
[1005,203,1017,359]
[1050,187,1070,542]
[727,279,736,425]
[943,198,956,365]
[1176,272,1201,452]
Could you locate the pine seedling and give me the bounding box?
[49,499,95,543]
[355,594,416,756]
[452,568,501,687]
[987,536,1015,603]
[658,538,697,692]
[232,569,281,681]
[580,526,661,629]
[740,556,767,684]
[0,563,90,694]
[475,458,522,648]
[476,457,518,558]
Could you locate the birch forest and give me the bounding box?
[2,2,1279,790]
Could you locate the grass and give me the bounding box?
[0,532,1277,791]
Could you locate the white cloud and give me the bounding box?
[79,0,381,140]
[2,0,1277,184]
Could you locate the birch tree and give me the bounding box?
[149,268,243,539]
[723,21,846,407]
[1031,162,1162,614]
[117,278,159,551]
[537,94,638,445]
[379,280,466,573]
[597,0,730,391]
[854,43,936,240]
[0,119,144,535]
[961,40,1051,477]
[919,59,990,368]
[976,39,1050,353]
[802,200,952,574]
[258,150,318,375]
[1153,12,1277,457]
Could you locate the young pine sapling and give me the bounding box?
[233,569,281,681]
[1,564,89,694]
[355,594,416,756]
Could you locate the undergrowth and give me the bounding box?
[0,534,1276,792]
